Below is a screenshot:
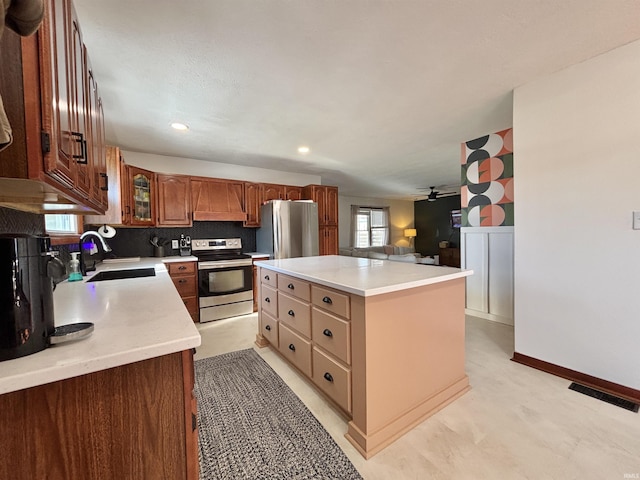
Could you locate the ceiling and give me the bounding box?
[73,0,640,200]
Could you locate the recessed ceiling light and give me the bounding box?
[171,122,189,131]
[298,146,310,154]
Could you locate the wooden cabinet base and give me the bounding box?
[0,351,198,480]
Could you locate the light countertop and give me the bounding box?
[255,255,473,296]
[245,252,271,259]
[0,257,201,395]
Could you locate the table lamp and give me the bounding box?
[404,228,417,248]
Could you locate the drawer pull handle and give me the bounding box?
[178,266,187,270]
[265,325,271,331]
[178,279,187,284]
[322,328,333,337]
[287,283,294,290]
[322,296,332,304]
[265,297,271,303]
[323,372,334,382]
[264,275,270,281]
[288,343,296,352]
[288,309,295,317]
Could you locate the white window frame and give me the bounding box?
[351,206,390,248]
[44,214,80,235]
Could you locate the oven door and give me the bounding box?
[198,260,253,299]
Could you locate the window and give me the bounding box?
[351,206,390,247]
[45,214,78,234]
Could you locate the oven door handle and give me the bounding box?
[198,260,252,270]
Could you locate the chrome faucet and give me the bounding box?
[79,231,112,274]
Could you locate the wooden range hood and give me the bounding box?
[191,177,247,222]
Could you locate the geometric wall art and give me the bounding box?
[460,128,513,227]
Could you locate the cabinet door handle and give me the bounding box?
[178,279,187,284]
[264,275,270,281]
[287,283,294,290]
[323,328,333,337]
[288,343,296,352]
[265,325,271,331]
[265,297,270,303]
[71,132,87,164]
[288,309,295,317]
[100,173,109,191]
[178,266,187,270]
[322,296,332,304]
[323,372,333,382]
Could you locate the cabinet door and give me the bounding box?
[44,0,76,188]
[86,55,107,210]
[262,183,285,202]
[243,182,261,227]
[69,3,90,197]
[324,187,339,226]
[285,186,303,200]
[127,166,155,226]
[157,174,191,226]
[320,226,338,255]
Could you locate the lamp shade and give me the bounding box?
[404,228,417,238]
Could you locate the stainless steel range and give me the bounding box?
[192,238,253,322]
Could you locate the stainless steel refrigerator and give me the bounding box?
[256,200,319,259]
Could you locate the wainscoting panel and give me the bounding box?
[461,226,513,325]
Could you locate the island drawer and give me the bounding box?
[278,292,311,338]
[260,284,278,318]
[279,324,312,377]
[311,308,351,365]
[260,268,278,288]
[261,311,279,347]
[277,274,311,301]
[311,285,350,319]
[312,347,352,413]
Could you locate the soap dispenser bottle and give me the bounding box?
[68,252,83,282]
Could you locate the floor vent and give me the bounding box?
[569,383,639,413]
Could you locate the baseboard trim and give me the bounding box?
[512,352,640,404]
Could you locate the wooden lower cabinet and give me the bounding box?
[168,261,199,322]
[0,350,198,480]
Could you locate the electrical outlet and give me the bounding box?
[171,239,179,249]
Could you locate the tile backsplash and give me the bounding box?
[0,207,45,235]
[84,222,257,258]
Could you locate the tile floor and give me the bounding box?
[195,314,640,479]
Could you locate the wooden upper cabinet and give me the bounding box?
[157,174,192,226]
[262,183,285,202]
[285,186,303,200]
[243,182,261,227]
[191,177,247,222]
[0,0,107,214]
[302,185,339,226]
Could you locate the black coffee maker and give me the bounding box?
[0,234,64,361]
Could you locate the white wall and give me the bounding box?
[513,39,640,389]
[122,150,321,186]
[338,195,414,248]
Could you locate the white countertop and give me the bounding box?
[255,255,473,296]
[0,257,201,395]
[245,252,271,259]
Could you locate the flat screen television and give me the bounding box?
[450,209,462,229]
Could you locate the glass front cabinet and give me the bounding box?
[126,166,155,226]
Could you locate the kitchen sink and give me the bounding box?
[86,267,156,282]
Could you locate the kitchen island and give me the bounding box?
[0,258,201,480]
[255,255,472,459]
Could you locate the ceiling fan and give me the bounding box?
[416,186,459,202]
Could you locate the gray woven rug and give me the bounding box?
[194,348,363,480]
